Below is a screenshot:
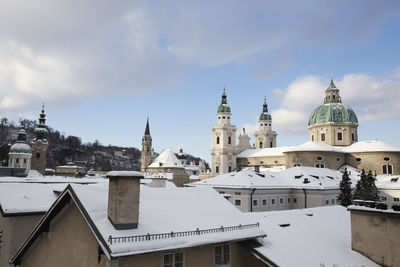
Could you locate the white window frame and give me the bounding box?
[234,199,242,207]
[253,199,258,207]
[271,198,277,206]
[262,198,267,206]
[279,197,284,205]
[214,243,231,266]
[162,251,185,267]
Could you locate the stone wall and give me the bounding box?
[346,152,400,175]
[308,124,357,146]
[285,151,345,170]
[349,207,400,267]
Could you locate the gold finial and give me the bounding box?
[331,73,333,81]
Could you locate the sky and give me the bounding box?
[1,0,400,163]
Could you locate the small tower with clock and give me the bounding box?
[31,104,49,175]
[211,88,237,175]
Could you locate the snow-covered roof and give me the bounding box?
[247,206,379,267]
[0,183,63,215]
[237,146,293,158]
[12,183,265,262]
[283,141,343,153]
[340,140,400,153]
[0,175,106,184]
[148,148,184,168]
[189,167,358,189]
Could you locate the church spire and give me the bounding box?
[144,117,150,136]
[324,74,341,104]
[34,104,49,141]
[217,87,231,113]
[259,96,272,121]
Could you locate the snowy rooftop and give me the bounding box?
[340,140,400,153]
[0,175,106,184]
[237,146,293,158]
[148,148,184,168]
[0,183,64,215]
[283,141,343,153]
[247,206,379,267]
[188,167,359,189]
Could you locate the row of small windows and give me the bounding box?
[218,116,230,120]
[216,136,231,145]
[312,132,355,142]
[260,123,271,126]
[380,197,400,202]
[13,158,27,164]
[252,197,298,207]
[215,165,232,174]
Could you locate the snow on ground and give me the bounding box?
[247,206,379,267]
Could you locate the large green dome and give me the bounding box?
[308,103,358,126]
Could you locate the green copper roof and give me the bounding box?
[34,104,49,141]
[327,79,337,90]
[217,88,231,113]
[259,97,272,121]
[308,103,358,126]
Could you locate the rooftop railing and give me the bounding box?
[108,222,260,245]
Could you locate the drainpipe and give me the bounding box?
[250,188,256,212]
[303,188,307,209]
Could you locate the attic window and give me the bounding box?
[279,223,290,228]
[356,158,361,162]
[295,174,303,179]
[384,157,391,162]
[306,213,313,216]
[316,156,323,161]
[310,175,319,179]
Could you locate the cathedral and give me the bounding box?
[211,77,400,176]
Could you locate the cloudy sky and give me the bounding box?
[1,0,400,162]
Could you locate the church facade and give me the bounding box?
[212,78,400,176]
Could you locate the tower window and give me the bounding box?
[332,95,336,99]
[270,141,273,147]
[16,158,19,164]
[337,132,343,141]
[24,159,26,164]
[228,166,232,172]
[216,137,220,144]
[228,136,231,144]
[321,133,326,141]
[216,166,219,174]
[259,142,263,148]
[352,133,355,142]
[36,153,40,158]
[312,135,314,141]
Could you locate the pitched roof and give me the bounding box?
[340,140,400,153]
[11,182,265,263]
[237,146,293,158]
[148,148,183,168]
[284,141,343,153]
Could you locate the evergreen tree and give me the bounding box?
[338,168,352,207]
[353,170,379,201]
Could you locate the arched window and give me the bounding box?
[228,136,231,144]
[383,164,393,174]
[270,141,273,148]
[259,141,263,148]
[216,137,220,144]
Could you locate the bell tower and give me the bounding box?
[211,88,237,175]
[141,118,152,172]
[31,104,49,175]
[254,97,277,148]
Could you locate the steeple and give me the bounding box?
[259,96,272,121]
[217,88,231,113]
[17,125,28,143]
[31,104,49,175]
[34,104,49,141]
[144,117,150,136]
[324,74,341,104]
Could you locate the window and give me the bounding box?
[381,197,387,201]
[262,199,267,206]
[0,230,3,256]
[279,198,283,204]
[270,141,273,148]
[216,166,219,174]
[228,166,232,172]
[23,159,26,164]
[352,133,355,142]
[316,156,323,161]
[294,163,301,167]
[383,164,393,174]
[337,132,343,141]
[216,137,220,144]
[222,116,226,119]
[316,163,325,168]
[253,199,258,206]
[325,199,329,205]
[36,153,40,158]
[331,199,335,204]
[288,198,291,203]
[219,191,225,194]
[163,252,184,267]
[234,199,241,206]
[293,198,297,203]
[384,157,391,162]
[321,133,326,141]
[234,192,241,195]
[16,158,19,164]
[271,198,276,205]
[332,95,336,100]
[394,198,400,202]
[312,135,314,141]
[215,243,230,265]
[228,136,231,144]
[259,142,263,148]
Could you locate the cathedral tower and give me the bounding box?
[211,88,237,175]
[31,105,49,175]
[308,75,358,146]
[141,118,152,172]
[254,97,277,148]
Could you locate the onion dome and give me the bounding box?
[217,88,231,113]
[308,77,358,126]
[34,104,49,141]
[259,97,272,121]
[9,126,32,154]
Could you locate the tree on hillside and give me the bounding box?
[353,170,379,201]
[338,168,352,207]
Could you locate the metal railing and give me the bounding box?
[108,222,260,245]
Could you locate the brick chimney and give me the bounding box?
[107,171,143,230]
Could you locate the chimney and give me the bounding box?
[107,171,143,230]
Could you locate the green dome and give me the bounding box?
[259,97,272,121]
[217,88,231,113]
[308,103,358,126]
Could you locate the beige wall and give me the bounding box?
[0,214,42,267]
[285,151,345,170]
[119,242,266,267]
[20,203,107,267]
[308,124,358,146]
[237,155,286,170]
[146,167,190,187]
[346,152,400,175]
[350,208,400,267]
